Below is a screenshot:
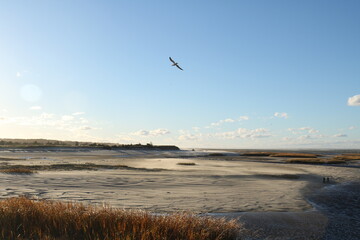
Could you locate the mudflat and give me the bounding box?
[0,148,359,239]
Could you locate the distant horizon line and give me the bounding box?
[0,137,359,151]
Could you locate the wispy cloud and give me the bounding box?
[40,113,54,119]
[72,112,85,116]
[239,116,249,120]
[288,127,319,134]
[274,112,288,119]
[333,133,347,138]
[298,134,324,140]
[16,72,21,77]
[178,133,198,141]
[348,94,360,106]
[215,128,271,139]
[62,115,75,121]
[192,127,201,132]
[299,127,319,133]
[177,129,202,141]
[29,106,42,111]
[211,118,235,127]
[78,126,94,131]
[132,128,170,136]
[349,126,357,130]
[209,116,249,128]
[0,112,96,134]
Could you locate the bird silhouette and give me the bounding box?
[169,57,183,71]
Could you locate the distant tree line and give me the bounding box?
[0,139,179,150]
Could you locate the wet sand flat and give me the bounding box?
[0,149,359,239]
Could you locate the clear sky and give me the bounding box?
[0,0,359,149]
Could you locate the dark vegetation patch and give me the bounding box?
[241,152,321,158]
[177,162,196,166]
[0,157,23,161]
[270,153,320,158]
[1,168,36,174]
[286,158,346,164]
[257,174,301,180]
[241,152,272,157]
[0,138,180,151]
[0,164,165,172]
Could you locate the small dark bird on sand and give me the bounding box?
[169,57,183,71]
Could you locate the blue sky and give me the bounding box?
[0,0,359,148]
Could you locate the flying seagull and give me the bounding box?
[169,57,183,71]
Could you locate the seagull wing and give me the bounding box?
[169,57,176,64]
[176,64,183,71]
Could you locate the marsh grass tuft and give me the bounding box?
[1,168,36,174]
[177,162,197,166]
[333,154,360,161]
[286,158,346,164]
[270,153,320,158]
[241,152,320,158]
[241,152,272,156]
[0,197,241,240]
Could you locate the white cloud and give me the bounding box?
[0,112,96,133]
[40,113,54,119]
[274,112,288,119]
[150,129,170,136]
[62,115,75,121]
[16,72,21,77]
[211,118,235,127]
[29,106,42,111]
[192,127,201,132]
[72,112,85,116]
[133,130,150,136]
[215,128,271,139]
[79,126,93,131]
[299,127,319,134]
[299,134,324,140]
[210,116,248,128]
[178,134,198,141]
[132,128,170,136]
[239,116,249,121]
[349,126,356,130]
[289,127,319,134]
[348,94,360,106]
[79,118,89,124]
[334,134,347,138]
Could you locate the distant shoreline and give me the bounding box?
[0,138,180,151]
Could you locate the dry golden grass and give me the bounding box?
[241,152,320,158]
[0,197,242,240]
[269,153,320,158]
[1,168,36,174]
[286,158,346,164]
[333,154,360,161]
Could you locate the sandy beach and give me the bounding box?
[0,148,359,239]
